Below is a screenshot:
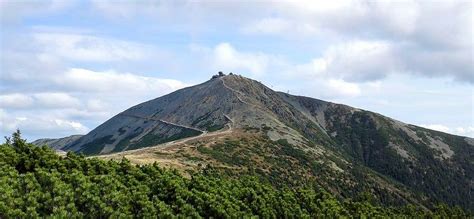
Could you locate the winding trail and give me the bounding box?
[220,76,282,125]
[120,114,205,133]
[220,76,273,114]
[220,77,248,105]
[95,118,233,158]
[95,77,250,158]
[95,113,235,158]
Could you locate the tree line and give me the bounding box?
[0,130,469,218]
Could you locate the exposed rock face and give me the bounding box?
[46,74,472,211]
[63,75,330,154]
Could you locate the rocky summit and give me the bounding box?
[35,73,474,211]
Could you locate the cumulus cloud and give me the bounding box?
[241,18,290,35]
[33,33,148,62]
[420,124,451,133]
[420,124,474,137]
[244,1,473,83]
[454,127,474,137]
[296,40,396,82]
[212,43,269,76]
[54,68,186,93]
[0,68,187,139]
[241,18,319,36]
[260,0,471,46]
[87,1,472,83]
[0,109,89,140]
[193,43,280,78]
[0,0,76,23]
[1,0,471,140]
[292,39,472,83]
[327,79,361,97]
[0,93,80,109]
[33,93,81,108]
[90,0,167,18]
[1,24,188,139]
[0,94,34,109]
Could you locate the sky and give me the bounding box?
[0,0,473,141]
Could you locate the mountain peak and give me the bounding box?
[51,74,473,211]
[210,71,236,79]
[64,73,310,153]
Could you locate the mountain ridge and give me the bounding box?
[34,73,473,211]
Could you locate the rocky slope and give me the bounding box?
[52,74,472,211]
[32,135,83,150]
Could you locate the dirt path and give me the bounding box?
[120,113,205,133]
[95,115,234,159]
[220,77,247,104]
[220,77,284,126]
[96,92,239,159]
[220,77,267,112]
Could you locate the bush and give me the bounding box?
[0,131,469,218]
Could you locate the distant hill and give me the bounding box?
[32,135,83,150]
[46,74,473,211]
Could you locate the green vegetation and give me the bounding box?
[205,124,225,132]
[78,135,114,155]
[112,130,142,153]
[197,140,249,166]
[190,110,225,132]
[1,131,469,217]
[127,128,201,151]
[324,109,474,211]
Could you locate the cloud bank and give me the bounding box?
[1,0,472,139]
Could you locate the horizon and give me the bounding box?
[1,0,473,140]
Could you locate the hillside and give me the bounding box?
[47,74,473,211]
[32,135,83,151]
[1,132,469,217]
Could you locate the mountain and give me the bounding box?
[57,73,472,211]
[32,134,83,150]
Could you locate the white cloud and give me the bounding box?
[0,93,81,109]
[0,94,34,109]
[241,1,473,83]
[90,0,168,18]
[420,124,451,133]
[420,124,474,137]
[84,1,473,83]
[1,0,471,141]
[86,99,107,112]
[242,17,321,37]
[0,0,76,23]
[299,40,396,81]
[0,67,188,139]
[293,38,473,83]
[0,109,89,140]
[454,127,474,137]
[212,43,271,77]
[1,26,187,140]
[54,68,186,93]
[242,18,293,35]
[33,33,147,62]
[327,79,361,97]
[262,0,470,46]
[33,93,81,108]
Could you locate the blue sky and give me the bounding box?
[0,0,473,140]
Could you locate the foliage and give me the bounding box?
[197,140,249,166]
[78,135,114,155]
[127,128,201,151]
[0,131,469,218]
[324,108,474,211]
